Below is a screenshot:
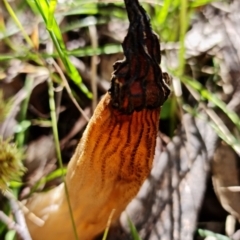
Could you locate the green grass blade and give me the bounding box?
[157,0,171,25]
[32,0,92,98]
[3,0,33,48]
[198,229,231,240]
[61,17,107,33]
[48,0,57,30]
[67,44,122,57]
[181,76,240,131]
[29,168,67,193]
[127,217,142,240]
[0,44,122,61]
[5,230,16,240]
[16,75,34,147]
[183,104,240,155]
[190,0,217,8]
[56,3,98,17]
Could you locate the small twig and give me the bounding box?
[9,197,32,240]
[51,59,90,121]
[4,191,44,227]
[1,191,32,240]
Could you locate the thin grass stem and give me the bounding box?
[47,77,79,240]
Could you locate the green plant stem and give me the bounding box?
[47,78,79,240]
[16,75,33,147]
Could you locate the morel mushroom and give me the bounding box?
[24,0,170,239]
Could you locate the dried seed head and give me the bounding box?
[0,138,25,191]
[0,90,13,122]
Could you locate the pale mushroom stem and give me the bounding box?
[25,94,160,240]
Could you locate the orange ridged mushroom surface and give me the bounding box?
[24,0,170,239]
